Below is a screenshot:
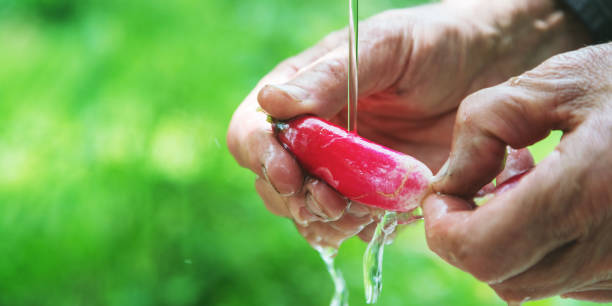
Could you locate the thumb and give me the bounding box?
[257,49,350,119]
[258,28,410,120]
[433,58,583,196]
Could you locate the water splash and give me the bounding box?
[363,211,398,304]
[317,246,349,306]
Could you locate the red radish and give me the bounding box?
[272,115,433,212]
[474,169,531,206]
[493,170,530,195]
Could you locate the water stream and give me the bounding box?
[363,211,398,304]
[347,0,358,133]
[317,1,360,304]
[317,246,349,306]
[321,1,404,305]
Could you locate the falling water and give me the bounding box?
[317,246,349,306]
[347,0,358,133]
[318,1,360,305]
[363,211,398,304]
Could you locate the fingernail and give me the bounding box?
[269,84,309,103]
[302,207,321,224]
[431,157,450,183]
[320,197,346,222]
[294,217,309,227]
[305,192,330,221]
[261,165,295,197]
[287,198,315,226]
[346,201,370,218]
[329,213,373,236]
[291,208,310,227]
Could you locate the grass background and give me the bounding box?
[0,0,594,305]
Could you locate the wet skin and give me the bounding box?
[226,0,609,302]
[426,43,612,302]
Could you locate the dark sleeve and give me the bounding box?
[561,0,612,43]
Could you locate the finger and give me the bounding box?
[262,29,348,85]
[263,28,347,85]
[258,21,412,120]
[424,46,611,292]
[245,128,303,196]
[562,291,612,302]
[257,48,350,120]
[347,201,376,218]
[286,196,321,227]
[304,178,348,222]
[432,55,586,196]
[422,193,475,269]
[228,102,302,198]
[330,202,376,237]
[522,218,612,301]
[228,30,349,194]
[358,222,378,242]
[460,147,533,198]
[328,211,374,237]
[496,148,534,185]
[424,147,584,284]
[575,280,612,291]
[432,84,553,196]
[255,178,291,218]
[475,182,496,197]
[488,240,583,302]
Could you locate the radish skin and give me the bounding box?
[273,116,433,212]
[494,170,530,195]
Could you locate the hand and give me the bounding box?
[227,0,589,249]
[424,43,612,303]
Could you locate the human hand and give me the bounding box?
[227,0,589,249]
[424,43,612,303]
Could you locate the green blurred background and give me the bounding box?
[0,0,596,305]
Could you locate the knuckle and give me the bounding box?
[455,101,472,128]
[459,86,537,147]
[530,49,595,96]
[521,46,612,124]
[544,51,585,73]
[455,90,490,128]
[523,56,580,84]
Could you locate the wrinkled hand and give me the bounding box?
[425,43,612,303]
[227,0,587,249]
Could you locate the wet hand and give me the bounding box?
[227,0,589,248]
[424,43,612,302]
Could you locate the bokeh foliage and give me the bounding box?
[0,0,597,305]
